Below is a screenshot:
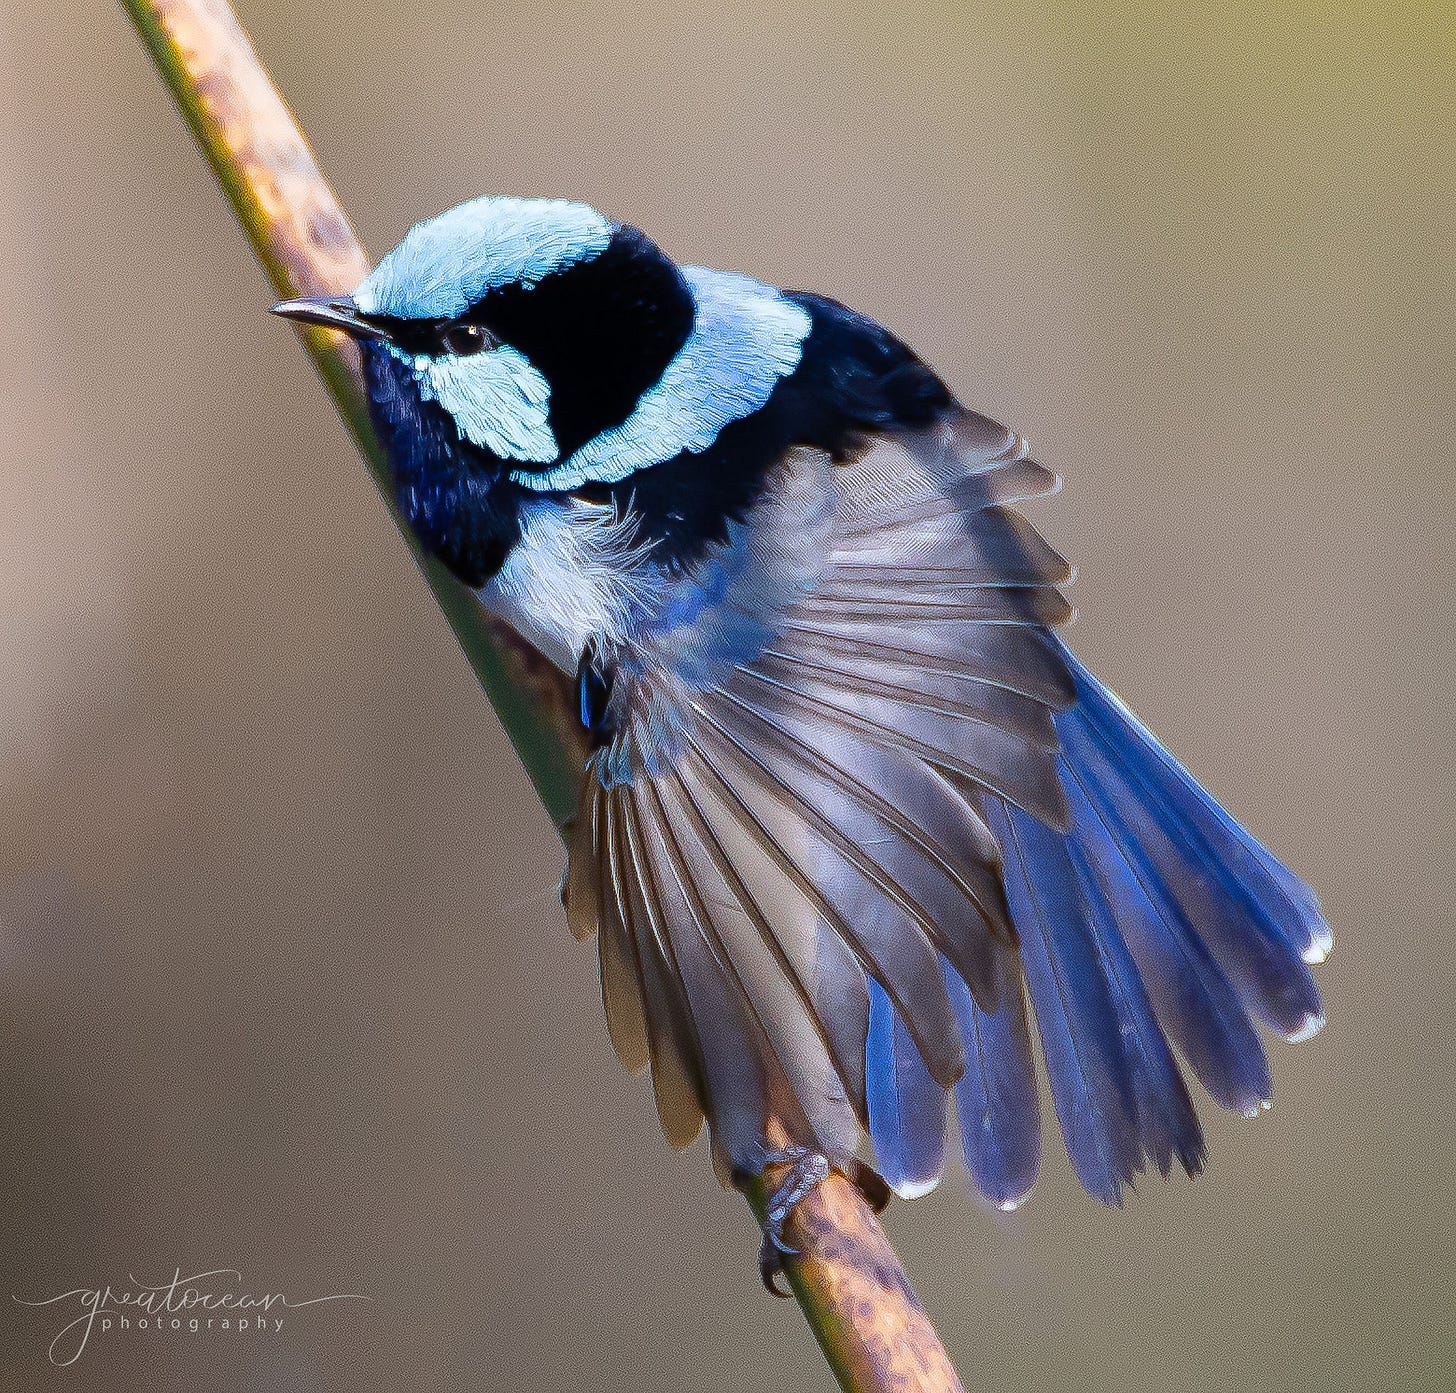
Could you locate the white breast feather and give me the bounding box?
[478,496,657,672]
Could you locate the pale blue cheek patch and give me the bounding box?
[513,267,813,492]
[408,345,559,464]
[355,196,613,321]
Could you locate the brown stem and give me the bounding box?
[746,1166,967,1391]
[119,2,966,1388]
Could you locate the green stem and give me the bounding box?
[125,0,584,825]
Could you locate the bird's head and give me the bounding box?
[272,196,813,584]
[273,196,696,468]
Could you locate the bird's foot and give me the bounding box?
[748,1146,830,1298]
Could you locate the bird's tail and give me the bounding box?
[870,643,1330,1207]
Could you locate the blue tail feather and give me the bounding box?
[984,797,1143,1205]
[867,979,948,1198]
[1056,718,1276,1116]
[1065,649,1331,972]
[861,644,1328,1206]
[1062,831,1205,1177]
[1061,708,1323,1044]
[945,950,1041,1210]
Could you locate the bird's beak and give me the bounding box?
[270,295,393,342]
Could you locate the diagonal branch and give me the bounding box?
[119,3,966,1388]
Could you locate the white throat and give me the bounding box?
[477,495,656,673]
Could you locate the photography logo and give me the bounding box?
[14,1267,370,1367]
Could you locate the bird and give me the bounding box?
[273,196,1331,1292]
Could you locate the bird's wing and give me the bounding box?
[563,408,1328,1205]
[565,410,1071,1185]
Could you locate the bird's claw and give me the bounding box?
[758,1226,800,1297]
[748,1146,830,1298]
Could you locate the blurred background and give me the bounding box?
[0,2,1451,1389]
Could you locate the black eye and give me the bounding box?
[440,323,491,356]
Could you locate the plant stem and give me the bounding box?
[125,0,585,823]
[118,3,966,1388]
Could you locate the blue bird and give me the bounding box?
[274,196,1331,1291]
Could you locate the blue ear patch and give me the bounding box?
[406,344,558,463]
[512,268,812,493]
[356,196,613,321]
